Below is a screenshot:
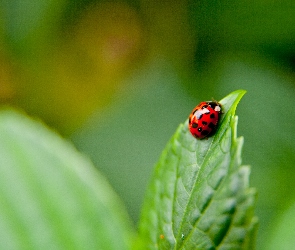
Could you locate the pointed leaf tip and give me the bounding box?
[139,90,257,249]
[219,89,247,119]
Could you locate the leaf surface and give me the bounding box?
[139,90,258,249]
[0,110,133,250]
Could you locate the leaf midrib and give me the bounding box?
[173,111,233,249]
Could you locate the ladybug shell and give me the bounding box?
[188,101,222,139]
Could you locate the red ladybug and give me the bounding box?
[188,101,222,139]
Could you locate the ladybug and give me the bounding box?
[188,101,222,139]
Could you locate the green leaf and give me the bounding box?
[0,109,133,249]
[139,90,258,249]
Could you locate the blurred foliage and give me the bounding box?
[266,201,295,250]
[0,109,134,249]
[1,0,295,249]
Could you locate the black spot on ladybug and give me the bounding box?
[202,121,207,125]
[192,123,198,128]
[208,122,215,129]
[201,130,209,136]
[198,127,202,132]
[209,102,217,109]
[210,113,215,119]
[202,105,208,109]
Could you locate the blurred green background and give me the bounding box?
[1,0,295,248]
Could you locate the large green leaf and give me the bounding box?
[0,109,133,249]
[139,90,258,249]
